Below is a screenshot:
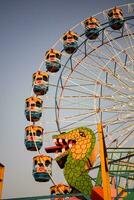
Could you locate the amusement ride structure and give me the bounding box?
[24,3,134,200]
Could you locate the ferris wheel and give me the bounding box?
[24,3,134,200]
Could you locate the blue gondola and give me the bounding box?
[25,125,44,151]
[32,71,49,95]
[25,97,43,122]
[63,31,79,54]
[108,7,124,30]
[33,155,52,182]
[45,49,62,73]
[84,17,100,40]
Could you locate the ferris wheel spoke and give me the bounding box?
[59,120,98,132]
[105,124,134,147]
[104,116,133,129]
[77,33,134,84]
[89,41,134,81]
[60,65,131,101]
[105,118,133,131]
[103,120,133,141]
[85,53,133,89]
[105,45,134,78]
[107,125,134,148]
[61,62,99,85]
[103,28,134,68]
[60,112,97,124]
[61,75,99,95]
[101,107,133,114]
[95,82,130,101]
[58,113,96,130]
[63,54,131,93]
[118,130,134,147]
[124,21,134,50]
[59,85,94,96]
[63,111,96,120]
[57,97,94,109]
[105,121,126,136]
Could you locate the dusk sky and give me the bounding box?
[0,0,133,199]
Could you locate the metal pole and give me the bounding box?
[97,123,111,200]
[0,163,5,200]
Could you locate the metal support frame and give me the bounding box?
[0,163,5,200]
[97,123,111,200]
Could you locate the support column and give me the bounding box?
[97,123,111,200]
[0,163,5,200]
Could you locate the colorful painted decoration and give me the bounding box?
[84,17,100,39]
[107,7,124,30]
[50,127,98,198]
[24,3,134,200]
[33,154,52,182]
[32,71,49,95]
[25,97,43,122]
[50,184,71,200]
[63,31,79,54]
[24,125,44,151]
[45,49,62,73]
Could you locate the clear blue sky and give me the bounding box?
[0,0,133,199]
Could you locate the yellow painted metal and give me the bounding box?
[25,125,44,134]
[0,163,5,200]
[97,123,111,200]
[25,96,43,105]
[33,71,49,80]
[33,154,52,163]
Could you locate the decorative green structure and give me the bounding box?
[91,147,134,199]
[108,147,134,199]
[53,127,97,198]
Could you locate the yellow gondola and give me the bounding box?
[50,184,71,200]
[45,49,62,73]
[25,125,44,151]
[32,71,49,95]
[107,7,124,30]
[25,97,43,122]
[63,31,79,54]
[84,17,100,40]
[33,154,52,182]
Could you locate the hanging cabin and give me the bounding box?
[84,17,100,40]
[24,125,44,151]
[45,49,62,73]
[50,184,71,200]
[107,7,124,30]
[25,97,43,122]
[32,71,49,95]
[63,31,79,54]
[33,155,52,182]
